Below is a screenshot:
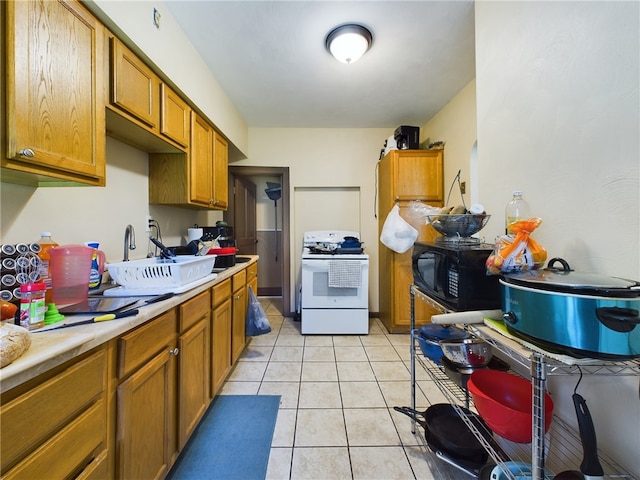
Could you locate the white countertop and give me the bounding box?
[0,256,258,393]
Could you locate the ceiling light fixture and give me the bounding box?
[325,24,373,64]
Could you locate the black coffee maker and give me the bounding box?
[202,221,235,247]
[394,125,420,149]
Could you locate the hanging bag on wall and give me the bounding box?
[380,204,419,254]
[245,286,271,336]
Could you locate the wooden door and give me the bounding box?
[160,84,190,147]
[110,37,159,128]
[189,112,213,206]
[231,284,247,363]
[212,133,229,209]
[4,0,105,184]
[117,350,175,480]
[233,176,258,255]
[177,318,210,450]
[211,298,232,395]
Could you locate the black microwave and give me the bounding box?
[412,241,501,312]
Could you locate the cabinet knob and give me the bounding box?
[169,347,179,356]
[18,148,35,158]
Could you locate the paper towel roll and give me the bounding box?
[188,228,203,242]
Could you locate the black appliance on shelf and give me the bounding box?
[201,223,235,248]
[394,125,420,150]
[412,241,500,312]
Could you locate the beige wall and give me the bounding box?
[475,2,639,473]
[421,80,478,208]
[239,128,391,312]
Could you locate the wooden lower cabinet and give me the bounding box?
[211,279,232,396]
[177,292,211,449]
[116,310,177,480]
[0,348,108,479]
[231,270,248,363]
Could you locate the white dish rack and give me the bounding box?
[106,255,216,291]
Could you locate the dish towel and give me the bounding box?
[328,260,362,288]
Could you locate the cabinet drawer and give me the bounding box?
[118,309,177,379]
[212,279,231,308]
[179,290,210,332]
[246,262,258,281]
[0,349,106,472]
[232,270,246,293]
[3,400,106,480]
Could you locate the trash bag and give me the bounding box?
[245,286,271,336]
[380,204,418,254]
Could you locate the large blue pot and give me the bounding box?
[500,261,640,359]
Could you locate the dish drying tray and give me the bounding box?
[105,256,216,295]
[409,284,640,480]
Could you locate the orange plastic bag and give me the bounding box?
[486,218,547,274]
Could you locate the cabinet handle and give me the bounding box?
[18,148,35,158]
[169,347,179,356]
[234,295,241,300]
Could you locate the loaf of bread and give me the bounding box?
[0,322,32,368]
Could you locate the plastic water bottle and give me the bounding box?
[505,191,530,233]
[36,232,59,304]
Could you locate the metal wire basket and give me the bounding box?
[427,214,490,237]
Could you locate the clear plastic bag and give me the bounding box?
[380,205,418,254]
[486,218,547,274]
[405,200,442,229]
[245,286,271,336]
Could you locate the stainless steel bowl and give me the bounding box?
[439,338,493,368]
[427,214,490,237]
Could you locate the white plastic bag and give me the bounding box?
[380,205,418,254]
[245,286,271,336]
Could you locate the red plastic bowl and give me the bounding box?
[467,369,554,444]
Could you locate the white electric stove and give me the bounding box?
[300,230,369,334]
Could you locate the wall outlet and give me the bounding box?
[460,181,466,194]
[145,215,153,232]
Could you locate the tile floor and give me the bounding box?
[219,297,466,480]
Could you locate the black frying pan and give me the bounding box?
[394,403,492,467]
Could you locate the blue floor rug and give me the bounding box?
[167,395,281,480]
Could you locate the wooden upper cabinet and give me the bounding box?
[161,84,190,148]
[386,149,444,202]
[189,112,214,206]
[3,0,106,186]
[212,132,229,209]
[110,37,159,128]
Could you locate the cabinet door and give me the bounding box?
[110,37,159,128]
[212,132,229,209]
[390,150,444,202]
[161,84,190,148]
[211,297,232,396]
[117,349,175,480]
[189,112,214,206]
[4,0,106,185]
[178,317,210,449]
[231,285,247,363]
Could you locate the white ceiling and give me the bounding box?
[162,1,476,128]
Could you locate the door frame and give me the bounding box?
[227,166,292,317]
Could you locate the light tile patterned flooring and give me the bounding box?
[219,297,465,480]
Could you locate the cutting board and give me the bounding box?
[58,297,145,314]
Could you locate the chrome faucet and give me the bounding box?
[123,224,136,261]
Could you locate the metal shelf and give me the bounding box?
[409,284,639,480]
